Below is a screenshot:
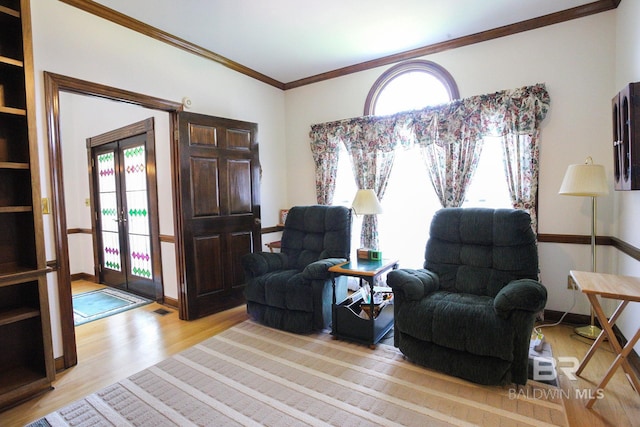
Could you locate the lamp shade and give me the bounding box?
[559,157,609,197]
[351,189,383,215]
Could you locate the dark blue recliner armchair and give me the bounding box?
[387,208,547,385]
[242,205,351,334]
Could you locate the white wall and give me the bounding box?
[29,0,639,359]
[613,0,640,353]
[31,0,288,357]
[285,12,618,319]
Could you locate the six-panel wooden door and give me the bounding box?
[175,112,261,319]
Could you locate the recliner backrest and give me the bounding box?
[281,205,352,270]
[424,208,538,297]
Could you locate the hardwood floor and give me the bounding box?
[540,322,640,426]
[70,279,106,295]
[0,284,638,426]
[0,282,248,426]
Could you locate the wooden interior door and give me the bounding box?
[176,112,261,319]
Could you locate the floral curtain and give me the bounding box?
[412,101,485,207]
[494,84,549,230]
[309,83,550,240]
[348,149,394,249]
[501,133,540,230]
[309,123,343,205]
[342,116,400,249]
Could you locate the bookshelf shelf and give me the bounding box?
[0,0,54,411]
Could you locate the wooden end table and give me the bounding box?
[570,270,640,408]
[329,258,399,348]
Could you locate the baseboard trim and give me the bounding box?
[70,272,96,282]
[55,356,65,373]
[163,296,179,308]
[543,309,590,326]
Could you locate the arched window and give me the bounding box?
[335,61,460,267]
[364,60,459,116]
[334,60,510,268]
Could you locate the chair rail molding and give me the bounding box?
[537,233,640,262]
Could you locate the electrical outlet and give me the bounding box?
[567,275,577,290]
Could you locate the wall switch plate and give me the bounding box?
[41,197,50,214]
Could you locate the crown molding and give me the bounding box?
[59,0,619,91]
[58,0,286,90]
[284,0,621,89]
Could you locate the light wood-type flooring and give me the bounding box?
[1,281,639,426]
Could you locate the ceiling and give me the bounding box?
[93,0,603,85]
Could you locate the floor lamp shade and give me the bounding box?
[558,157,608,196]
[559,157,608,340]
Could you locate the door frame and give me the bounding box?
[87,118,164,300]
[44,72,183,368]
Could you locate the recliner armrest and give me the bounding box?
[387,268,439,300]
[494,279,547,317]
[241,252,289,278]
[303,258,348,281]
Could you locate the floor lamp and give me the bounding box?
[559,156,609,339]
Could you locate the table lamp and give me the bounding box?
[351,189,383,256]
[559,156,609,339]
[351,189,383,216]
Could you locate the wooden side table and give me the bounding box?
[570,270,640,408]
[329,258,399,348]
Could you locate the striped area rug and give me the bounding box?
[32,320,568,426]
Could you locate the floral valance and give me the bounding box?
[309,83,550,150]
[310,115,408,154]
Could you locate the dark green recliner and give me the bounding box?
[387,208,547,385]
[242,205,351,334]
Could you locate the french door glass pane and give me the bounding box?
[129,234,152,278]
[102,231,121,271]
[97,152,116,192]
[97,151,121,272]
[126,190,149,235]
[99,192,118,232]
[124,145,152,279]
